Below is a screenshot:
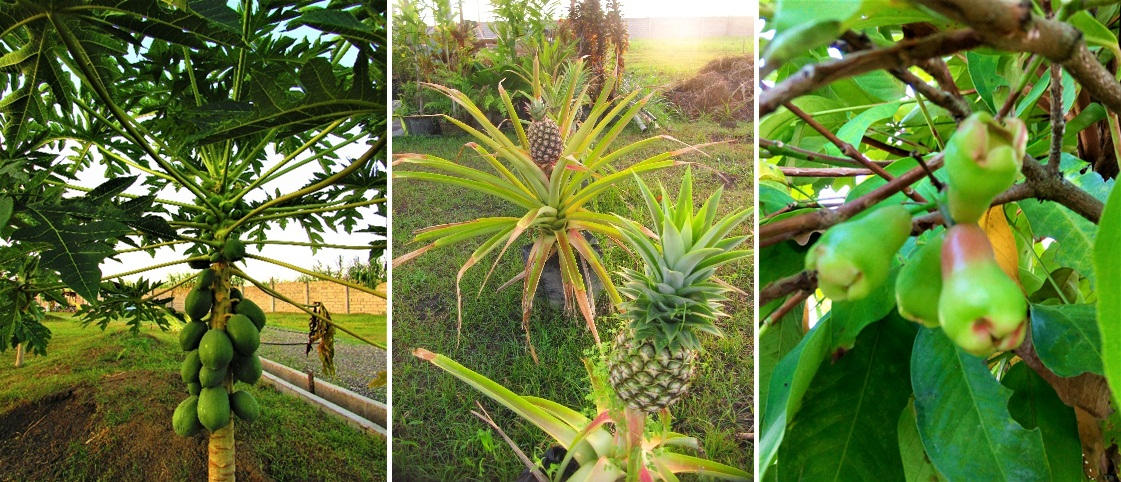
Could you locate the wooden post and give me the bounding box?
[270,282,276,312]
[14,343,23,368]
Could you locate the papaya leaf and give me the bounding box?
[11,209,128,301]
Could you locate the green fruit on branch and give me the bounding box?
[198,329,234,370]
[187,382,201,396]
[181,350,202,383]
[179,321,208,351]
[223,239,246,262]
[230,288,243,302]
[198,365,228,388]
[938,223,1028,356]
[198,268,216,288]
[944,112,1027,224]
[230,391,260,422]
[197,387,231,431]
[188,259,211,270]
[172,396,203,437]
[184,286,213,322]
[226,314,260,356]
[232,354,262,384]
[235,299,266,330]
[895,233,944,327]
[806,205,912,301]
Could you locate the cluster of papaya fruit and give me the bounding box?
[173,238,270,436]
[806,112,1030,357]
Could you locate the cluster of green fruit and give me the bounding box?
[173,240,270,436]
[807,112,1029,357]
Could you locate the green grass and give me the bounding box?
[391,117,753,480]
[264,312,387,346]
[0,315,386,481]
[627,36,754,84]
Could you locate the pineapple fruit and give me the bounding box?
[526,98,563,174]
[608,170,751,413]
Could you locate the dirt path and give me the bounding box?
[257,327,387,402]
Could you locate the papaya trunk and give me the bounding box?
[208,262,236,481]
[14,343,23,368]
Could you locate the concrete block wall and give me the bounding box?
[168,281,387,315]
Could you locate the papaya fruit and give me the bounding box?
[188,259,211,270]
[230,391,260,422]
[223,239,246,262]
[197,387,231,431]
[197,268,216,289]
[895,232,944,327]
[198,329,234,370]
[226,314,260,356]
[187,382,201,396]
[199,365,227,388]
[185,287,213,322]
[235,299,266,330]
[172,396,203,436]
[944,112,1027,224]
[232,353,262,384]
[938,223,1027,356]
[230,288,243,302]
[179,321,208,351]
[806,205,912,301]
[181,350,201,383]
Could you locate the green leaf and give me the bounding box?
[759,304,804,418]
[826,101,901,156]
[290,8,380,44]
[1068,11,1120,59]
[1002,363,1084,482]
[12,211,127,301]
[1020,199,1098,283]
[898,399,946,482]
[911,328,1050,481]
[778,315,915,481]
[1095,180,1121,408]
[828,266,900,348]
[1030,304,1103,377]
[0,197,12,228]
[967,52,1001,113]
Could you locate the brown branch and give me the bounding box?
[765,290,810,326]
[784,101,926,203]
[780,167,873,177]
[1048,64,1066,173]
[760,29,983,116]
[862,135,915,158]
[760,138,892,168]
[760,270,818,307]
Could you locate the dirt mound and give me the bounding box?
[666,55,753,124]
[0,373,269,481]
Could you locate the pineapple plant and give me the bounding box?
[526,98,563,174]
[608,170,751,413]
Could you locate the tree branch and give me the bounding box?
[761,138,892,168]
[780,167,873,177]
[760,270,818,308]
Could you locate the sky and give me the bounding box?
[428,0,755,21]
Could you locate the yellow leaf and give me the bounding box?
[980,206,1020,285]
[367,370,387,388]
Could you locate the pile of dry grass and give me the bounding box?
[666,55,753,123]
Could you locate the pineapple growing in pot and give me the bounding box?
[608,169,751,413]
[526,97,563,175]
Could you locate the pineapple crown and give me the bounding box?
[615,169,751,352]
[528,97,550,121]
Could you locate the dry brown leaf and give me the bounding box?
[979,206,1020,284]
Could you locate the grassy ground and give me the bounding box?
[391,115,753,479]
[0,315,386,481]
[628,36,754,84]
[263,312,387,346]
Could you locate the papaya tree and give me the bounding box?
[0,0,386,480]
[761,0,1121,479]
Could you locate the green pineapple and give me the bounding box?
[608,170,751,413]
[526,98,562,174]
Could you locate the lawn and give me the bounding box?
[391,112,753,480]
[0,315,387,481]
[264,312,388,346]
[628,36,754,84]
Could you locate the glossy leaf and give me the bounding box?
[1030,304,1103,377]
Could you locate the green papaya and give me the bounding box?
[895,233,944,327]
[230,288,243,302]
[179,321,208,351]
[185,287,213,322]
[197,387,231,431]
[235,299,266,330]
[223,239,246,262]
[187,382,201,396]
[172,396,203,436]
[198,268,216,289]
[198,329,234,370]
[226,314,260,356]
[944,112,1027,223]
[199,365,227,388]
[230,391,260,422]
[232,353,262,384]
[188,259,211,270]
[180,350,201,383]
[938,224,1027,356]
[806,205,912,301]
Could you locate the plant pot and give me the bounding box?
[520,232,605,312]
[514,445,580,482]
[401,115,442,136]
